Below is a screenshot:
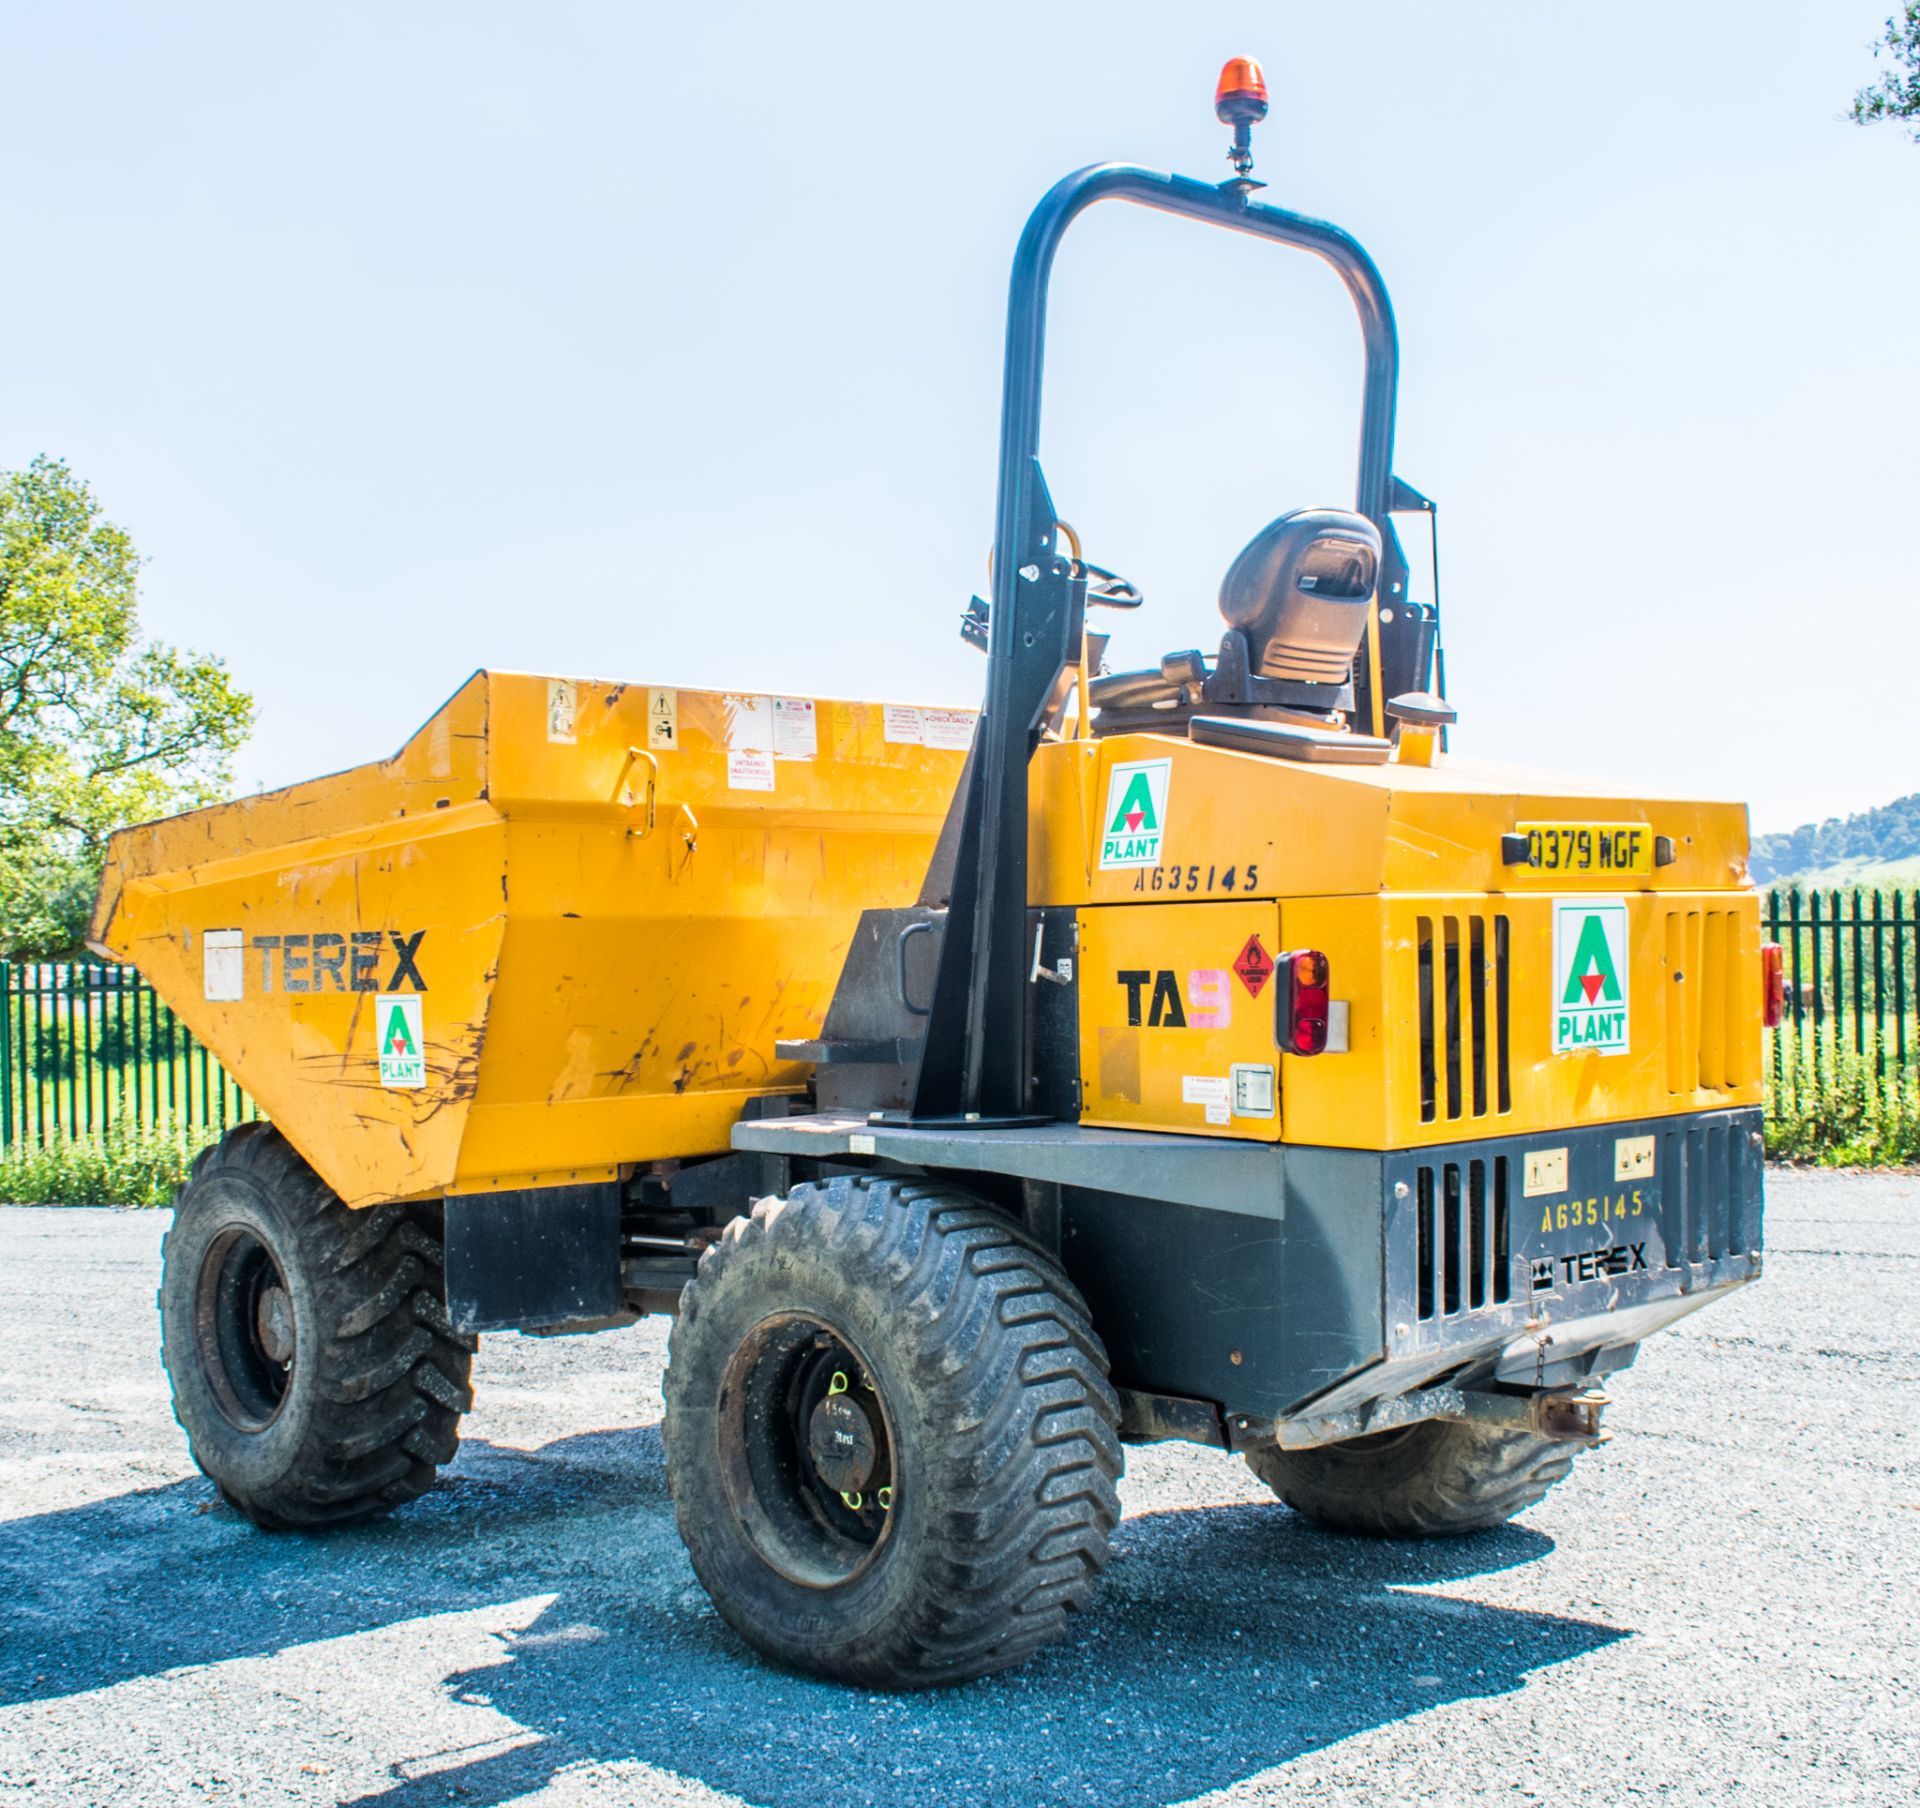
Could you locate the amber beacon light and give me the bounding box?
[1214,56,1270,175]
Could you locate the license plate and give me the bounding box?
[1512,821,1652,877]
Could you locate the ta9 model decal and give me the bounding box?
[1116,969,1236,1030]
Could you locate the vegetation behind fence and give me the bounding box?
[5,889,1919,1178]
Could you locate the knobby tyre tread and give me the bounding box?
[662,1175,1123,1687]
[1245,1417,1579,1537]
[158,1123,474,1529]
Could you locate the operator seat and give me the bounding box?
[1088,505,1382,734]
[1218,507,1380,684]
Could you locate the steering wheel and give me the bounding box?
[1080,562,1143,608]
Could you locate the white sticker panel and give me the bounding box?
[1552,897,1630,1055]
[202,929,244,1002]
[646,687,678,750]
[376,994,425,1088]
[723,694,776,791]
[1099,759,1172,868]
[921,707,977,751]
[772,697,817,760]
[1182,1075,1230,1127]
[726,749,775,791]
[883,704,924,744]
[545,678,577,744]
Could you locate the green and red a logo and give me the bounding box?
[1560,913,1624,1008]
[377,993,426,1088]
[1109,771,1159,838]
[383,1004,416,1057]
[1552,900,1630,1054]
[1098,759,1171,869]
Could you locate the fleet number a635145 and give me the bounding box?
[1540,1189,1646,1234]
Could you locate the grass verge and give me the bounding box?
[0,1121,220,1207]
[1765,1054,1920,1166]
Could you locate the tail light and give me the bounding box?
[1761,941,1787,1028]
[1278,949,1331,1055]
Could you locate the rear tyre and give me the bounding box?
[662,1175,1123,1687]
[158,1123,474,1529]
[1245,1417,1578,1537]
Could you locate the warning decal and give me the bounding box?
[1098,759,1171,869]
[377,993,426,1088]
[1233,934,1274,999]
[1552,898,1630,1055]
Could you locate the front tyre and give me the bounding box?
[662,1176,1123,1687]
[159,1124,474,1528]
[1246,1417,1579,1538]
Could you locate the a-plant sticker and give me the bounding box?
[1099,759,1171,868]
[1552,899,1630,1054]
[377,993,426,1088]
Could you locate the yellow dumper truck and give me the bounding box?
[91,63,1777,1687]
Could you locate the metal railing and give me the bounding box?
[1765,887,1920,1091]
[0,960,256,1151]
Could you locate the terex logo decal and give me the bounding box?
[1552,900,1628,1054]
[1099,759,1171,869]
[252,930,429,994]
[1536,1242,1649,1291]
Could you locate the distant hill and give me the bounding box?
[1751,793,1920,885]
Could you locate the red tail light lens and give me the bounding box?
[1761,941,1787,1028]
[1279,949,1331,1055]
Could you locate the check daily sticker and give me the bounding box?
[1552,898,1630,1054]
[1099,759,1171,868]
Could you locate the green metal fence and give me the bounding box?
[2,890,1913,1152]
[1765,887,1920,1093]
[0,960,256,1151]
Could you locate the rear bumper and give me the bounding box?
[1296,1105,1765,1422]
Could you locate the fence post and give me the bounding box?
[1767,888,1783,1091]
[1897,892,1909,1081]
[1808,889,1824,1090]
[0,962,11,1154]
[1872,891,1886,1090]
[1851,890,1866,1063]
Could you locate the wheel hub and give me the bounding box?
[193,1225,297,1432]
[806,1393,877,1494]
[255,1285,295,1364]
[716,1318,899,1588]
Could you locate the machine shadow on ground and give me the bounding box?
[0,1426,1625,1808]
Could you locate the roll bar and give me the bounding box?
[910,164,1405,1124]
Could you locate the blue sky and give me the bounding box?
[3,2,1915,832]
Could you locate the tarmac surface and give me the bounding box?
[0,1170,1914,1807]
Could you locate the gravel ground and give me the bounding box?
[0,1170,1914,1808]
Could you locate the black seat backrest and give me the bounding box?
[1217,507,1381,685]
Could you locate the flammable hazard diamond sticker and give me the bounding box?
[1233,934,1275,999]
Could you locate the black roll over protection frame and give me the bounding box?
[909,125,1427,1127]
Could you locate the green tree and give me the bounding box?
[1852,4,1920,138]
[0,457,252,957]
